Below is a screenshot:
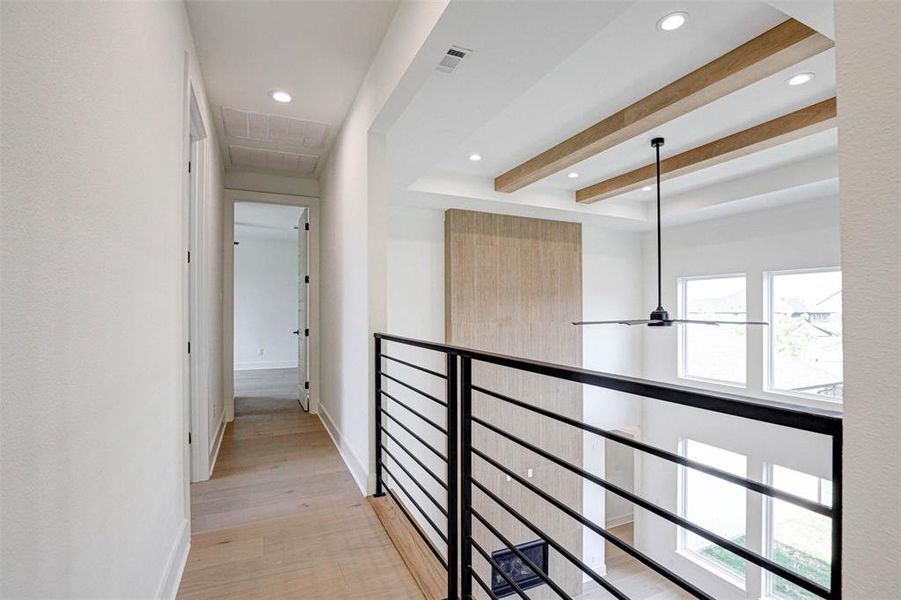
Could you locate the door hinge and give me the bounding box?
[188,161,191,174]
[304,275,309,284]
[187,250,191,263]
[304,381,309,390]
[187,341,191,354]
[304,222,310,231]
[304,328,309,337]
[188,431,192,444]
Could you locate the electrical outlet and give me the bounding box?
[527,468,533,478]
[257,348,264,356]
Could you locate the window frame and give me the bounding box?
[676,438,749,589]
[762,463,834,599]
[677,273,749,388]
[763,267,843,404]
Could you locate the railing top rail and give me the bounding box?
[374,332,842,435]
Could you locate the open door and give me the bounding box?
[297,210,309,411]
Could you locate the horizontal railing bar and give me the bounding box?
[382,464,449,545]
[381,390,448,435]
[469,566,500,600]
[470,507,572,600]
[374,333,841,435]
[470,477,629,600]
[380,428,448,488]
[382,447,449,515]
[380,408,447,463]
[381,353,448,380]
[468,537,529,600]
[473,384,833,518]
[473,447,714,600]
[472,417,830,599]
[385,487,449,570]
[380,371,448,407]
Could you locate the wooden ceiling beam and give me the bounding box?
[494,18,833,193]
[575,97,837,204]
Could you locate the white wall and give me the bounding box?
[317,0,448,493]
[634,198,841,599]
[581,225,645,578]
[834,1,901,596]
[224,170,319,198]
[0,2,223,598]
[233,235,299,370]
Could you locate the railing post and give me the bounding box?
[831,428,842,599]
[446,353,459,600]
[460,356,473,600]
[374,335,385,497]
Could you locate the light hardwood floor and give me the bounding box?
[177,369,423,599]
[578,523,690,600]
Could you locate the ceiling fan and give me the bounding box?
[573,137,767,328]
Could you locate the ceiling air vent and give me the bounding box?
[436,46,470,74]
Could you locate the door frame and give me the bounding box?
[223,189,321,420]
[186,86,211,483]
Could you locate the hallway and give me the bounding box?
[177,372,422,599]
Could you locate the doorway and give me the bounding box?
[186,86,208,483]
[232,201,310,411]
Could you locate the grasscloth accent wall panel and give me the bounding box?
[445,209,583,598]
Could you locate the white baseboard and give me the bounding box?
[208,414,227,476]
[606,514,635,528]
[317,403,369,495]
[155,519,190,600]
[234,361,298,371]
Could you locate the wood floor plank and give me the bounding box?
[177,370,423,599]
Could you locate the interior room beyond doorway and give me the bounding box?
[233,201,309,411]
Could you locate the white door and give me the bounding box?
[297,211,309,411]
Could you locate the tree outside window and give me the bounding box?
[768,270,842,400]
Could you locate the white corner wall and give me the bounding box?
[0,2,223,598]
[233,236,299,370]
[834,1,901,596]
[317,1,448,494]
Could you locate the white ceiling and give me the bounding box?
[385,0,838,230]
[234,201,304,241]
[185,0,400,176]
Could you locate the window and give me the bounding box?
[767,465,833,599]
[680,275,747,385]
[767,270,843,400]
[679,440,748,583]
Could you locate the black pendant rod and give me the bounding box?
[652,137,664,311]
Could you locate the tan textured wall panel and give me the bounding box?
[445,210,583,598]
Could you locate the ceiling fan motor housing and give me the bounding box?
[649,307,672,326]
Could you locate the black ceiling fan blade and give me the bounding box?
[668,319,769,326]
[573,319,659,326]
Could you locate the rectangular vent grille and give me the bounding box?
[436,46,469,74]
[222,108,329,149]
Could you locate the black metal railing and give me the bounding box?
[374,333,843,600]
[374,335,458,598]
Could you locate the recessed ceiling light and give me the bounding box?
[270,90,292,103]
[787,72,815,86]
[469,153,482,161]
[642,185,654,192]
[567,172,580,179]
[657,12,688,31]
